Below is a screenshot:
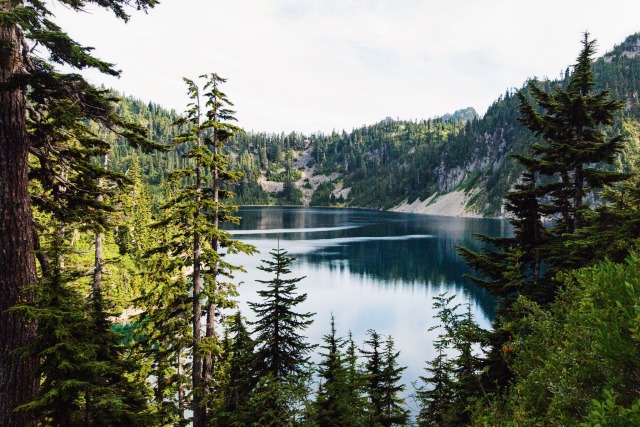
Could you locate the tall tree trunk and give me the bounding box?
[202,108,219,410]
[192,129,205,427]
[93,155,108,292]
[0,2,38,425]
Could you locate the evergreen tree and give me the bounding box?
[212,311,256,427]
[15,223,152,426]
[416,294,485,427]
[415,338,454,427]
[361,329,384,425]
[343,332,368,426]
[361,330,408,426]
[458,33,626,395]
[517,32,626,275]
[0,2,157,424]
[379,337,409,426]
[448,303,486,425]
[135,239,192,426]
[248,247,315,424]
[314,315,352,427]
[149,74,255,426]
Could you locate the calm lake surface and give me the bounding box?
[224,206,509,411]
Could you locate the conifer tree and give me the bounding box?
[212,311,256,427]
[516,32,626,275]
[248,247,315,424]
[361,330,408,426]
[361,329,384,425]
[315,315,352,427]
[135,239,192,426]
[458,33,626,395]
[416,295,485,427]
[379,337,409,426]
[15,221,153,427]
[415,337,454,427]
[344,332,368,426]
[250,247,315,379]
[0,2,157,424]
[448,303,486,425]
[148,74,254,426]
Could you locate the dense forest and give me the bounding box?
[2,1,640,426]
[103,33,640,217]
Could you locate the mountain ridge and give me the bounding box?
[107,32,640,217]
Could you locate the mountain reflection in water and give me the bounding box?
[223,206,510,412]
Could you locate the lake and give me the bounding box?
[224,206,508,413]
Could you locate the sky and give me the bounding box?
[52,0,640,134]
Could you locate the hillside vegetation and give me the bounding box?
[105,33,640,217]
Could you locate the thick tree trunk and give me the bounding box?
[0,3,38,426]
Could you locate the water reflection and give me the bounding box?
[226,207,504,320]
[224,207,509,415]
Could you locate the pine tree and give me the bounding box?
[315,315,352,427]
[379,337,409,426]
[457,33,626,395]
[212,311,256,427]
[0,2,157,424]
[148,74,255,426]
[362,330,408,426]
[517,32,626,275]
[248,247,315,424]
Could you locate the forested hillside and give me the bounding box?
[106,32,640,216]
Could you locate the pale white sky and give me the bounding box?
[52,0,640,133]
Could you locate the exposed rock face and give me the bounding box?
[437,129,509,192]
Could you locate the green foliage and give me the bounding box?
[16,228,153,426]
[247,248,315,424]
[137,74,256,426]
[476,255,640,425]
[314,317,368,427]
[581,390,640,427]
[416,295,486,427]
[457,36,629,420]
[310,181,335,207]
[361,330,409,426]
[250,248,315,380]
[209,312,257,427]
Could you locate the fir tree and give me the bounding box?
[416,295,486,427]
[517,32,626,275]
[458,33,626,395]
[315,315,352,427]
[145,74,255,426]
[415,336,454,427]
[15,223,152,427]
[362,330,408,426]
[212,312,256,427]
[0,2,158,424]
[379,337,409,426]
[248,247,315,424]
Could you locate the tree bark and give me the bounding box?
[93,155,108,292]
[192,105,205,427]
[202,98,220,413]
[0,2,38,425]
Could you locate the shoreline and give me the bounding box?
[236,192,500,220]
